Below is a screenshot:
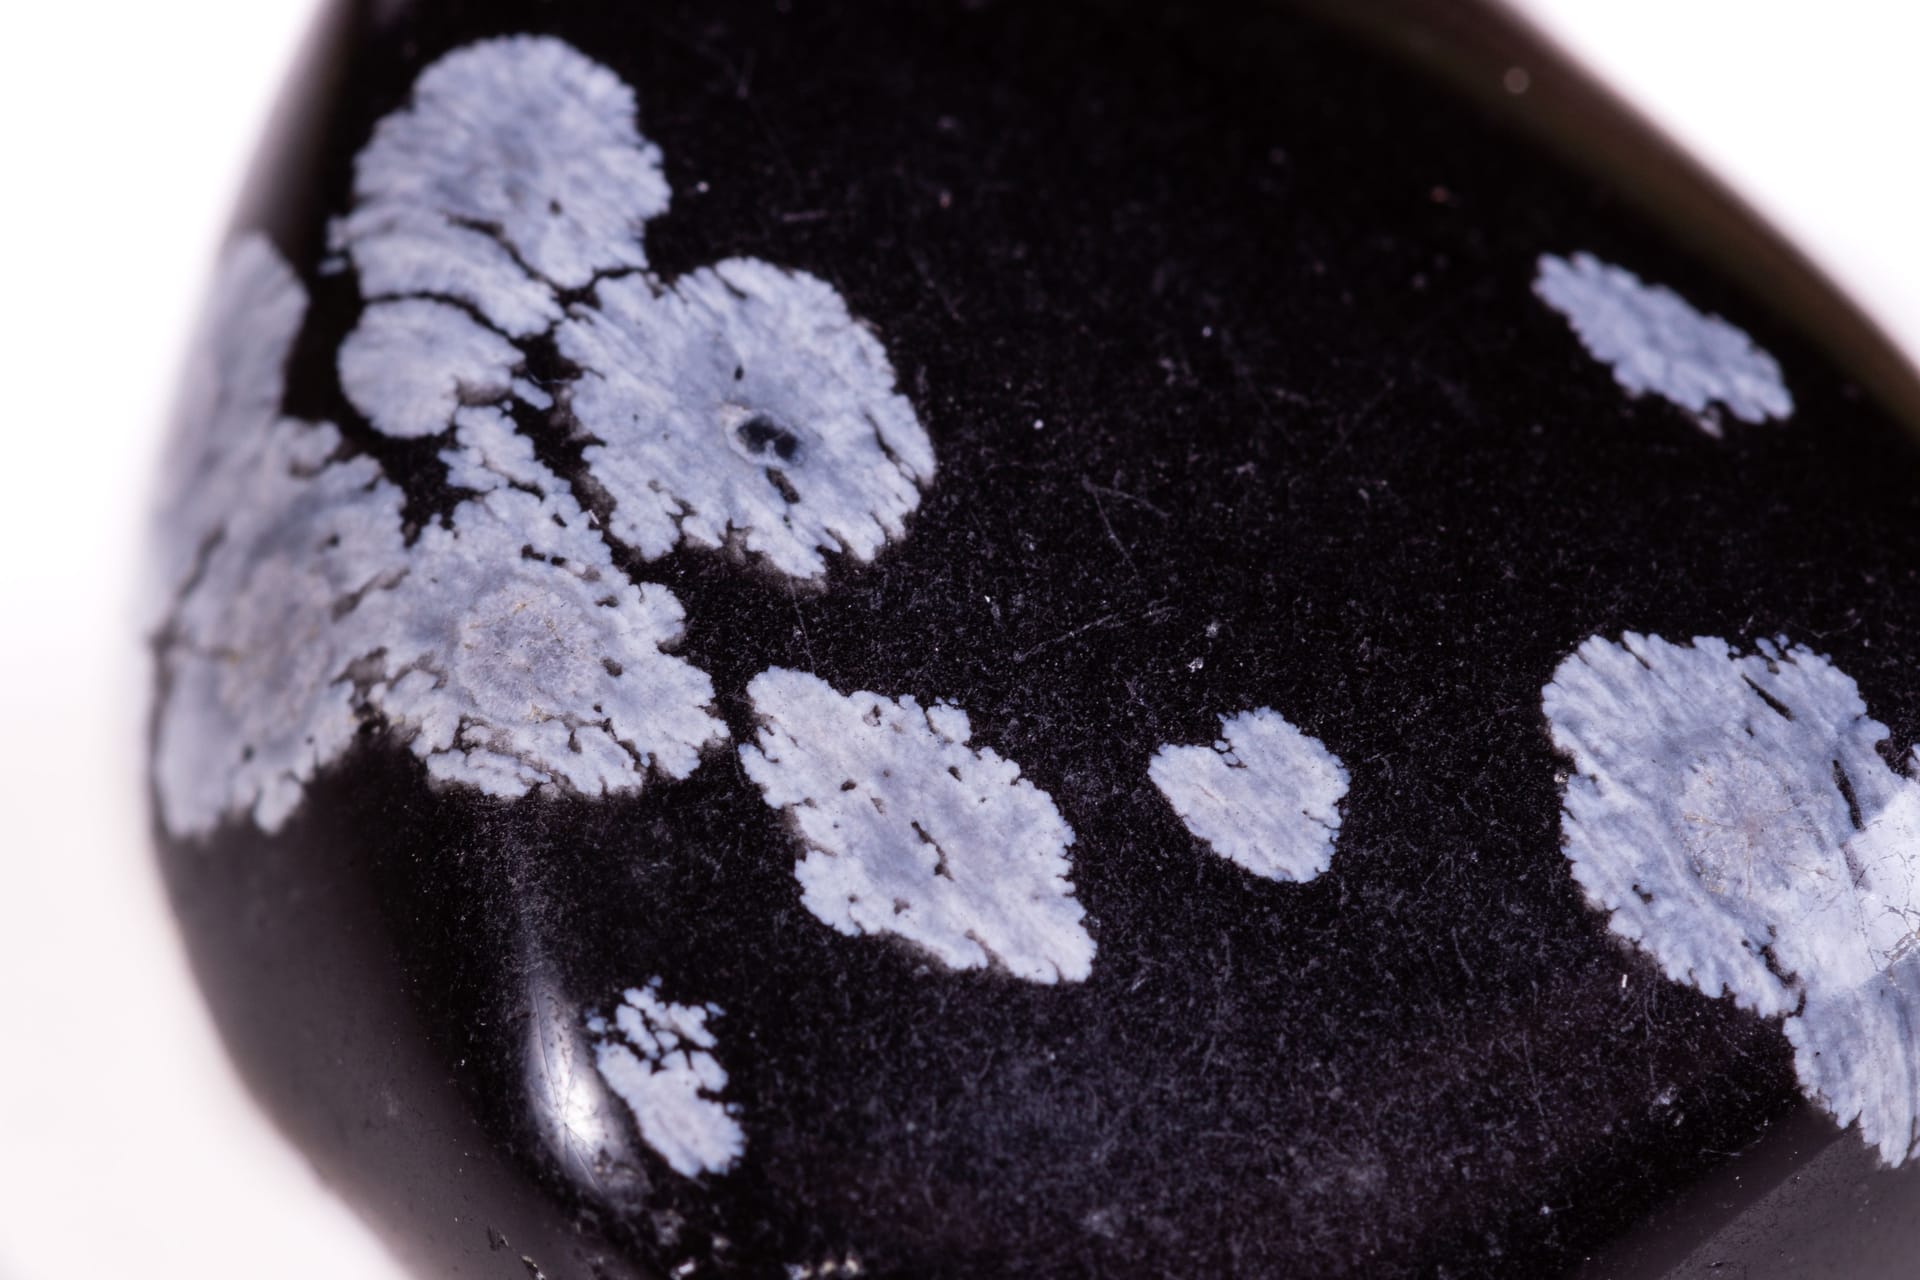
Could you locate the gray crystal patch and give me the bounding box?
[1534,252,1792,434]
[153,233,315,621]
[740,668,1094,984]
[1150,707,1348,883]
[561,260,934,579]
[1545,633,1920,1164]
[368,461,723,798]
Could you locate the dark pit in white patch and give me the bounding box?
[735,414,804,463]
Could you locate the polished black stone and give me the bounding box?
[156,1,1920,1276]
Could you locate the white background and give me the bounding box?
[1,2,1916,1276]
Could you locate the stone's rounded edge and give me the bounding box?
[1290,0,1920,441]
[1571,1105,1920,1280]
[151,775,659,1280]
[149,1,1920,1277]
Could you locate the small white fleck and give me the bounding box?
[511,378,554,410]
[1150,707,1348,883]
[587,979,744,1178]
[1533,252,1792,433]
[1504,66,1531,95]
[740,668,1094,983]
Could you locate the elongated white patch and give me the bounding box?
[561,260,935,579]
[338,35,668,337]
[739,669,1094,983]
[334,37,933,578]
[1545,633,1920,1164]
[587,981,744,1178]
[1534,252,1792,434]
[154,239,724,837]
[1150,707,1348,882]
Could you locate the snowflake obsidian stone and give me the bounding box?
[151,2,1920,1277]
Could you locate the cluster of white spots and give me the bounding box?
[1533,251,1793,435]
[1545,633,1920,1164]
[1149,707,1349,883]
[333,37,932,578]
[739,669,1094,984]
[154,238,725,837]
[784,1258,865,1279]
[586,981,744,1178]
[560,259,935,579]
[336,34,668,337]
[161,34,945,836]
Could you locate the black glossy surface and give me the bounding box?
[160,1,1920,1276]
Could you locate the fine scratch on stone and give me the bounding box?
[586,980,744,1178]
[1010,610,1123,665]
[1080,475,1139,579]
[1150,707,1349,883]
[739,668,1094,983]
[1546,632,1920,1164]
[1533,252,1793,435]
